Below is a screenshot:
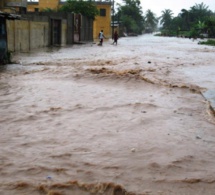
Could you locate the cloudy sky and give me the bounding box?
[116,0,215,17]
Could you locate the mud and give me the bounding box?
[0,35,215,195]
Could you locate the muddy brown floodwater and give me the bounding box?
[0,34,215,195]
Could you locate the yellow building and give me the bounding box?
[27,0,60,12]
[27,0,112,40]
[93,2,112,39]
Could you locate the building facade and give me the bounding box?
[0,0,112,63]
[0,0,27,13]
[27,0,112,40]
[93,2,112,40]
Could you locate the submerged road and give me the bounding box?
[0,34,215,194]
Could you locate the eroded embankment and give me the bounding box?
[1,181,136,195]
[87,67,203,93]
[86,66,215,119]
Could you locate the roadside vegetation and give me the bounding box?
[115,1,215,46]
[198,39,215,46]
[157,3,215,40]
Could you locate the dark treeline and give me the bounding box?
[115,1,215,38]
[159,3,215,38]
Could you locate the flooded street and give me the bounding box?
[0,34,215,194]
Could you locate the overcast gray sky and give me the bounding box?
[116,0,215,17]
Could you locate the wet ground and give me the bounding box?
[0,34,215,195]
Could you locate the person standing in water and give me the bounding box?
[98,30,105,46]
[112,31,118,45]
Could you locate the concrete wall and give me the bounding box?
[7,18,49,52]
[6,12,93,53]
[30,21,49,49]
[61,19,67,46]
[6,13,72,52]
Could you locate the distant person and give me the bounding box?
[112,31,119,45]
[98,30,105,46]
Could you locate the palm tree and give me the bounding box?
[189,3,212,23]
[180,9,190,30]
[159,9,174,30]
[144,9,158,33]
[118,0,145,34]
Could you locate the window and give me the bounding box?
[35,8,39,12]
[100,9,106,16]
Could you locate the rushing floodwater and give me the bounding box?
[0,34,215,195]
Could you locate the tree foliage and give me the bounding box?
[158,3,215,38]
[117,0,145,34]
[145,9,158,32]
[189,2,212,23]
[41,7,57,12]
[159,9,174,29]
[59,0,99,20]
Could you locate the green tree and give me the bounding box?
[205,15,215,37]
[117,0,144,34]
[169,16,184,36]
[158,2,215,38]
[189,3,212,21]
[187,3,213,37]
[179,9,190,30]
[59,0,99,20]
[41,7,57,12]
[144,9,158,33]
[196,20,206,31]
[159,9,174,30]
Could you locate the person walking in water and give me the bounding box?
[98,30,105,46]
[112,31,118,45]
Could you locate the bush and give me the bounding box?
[198,39,215,46]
